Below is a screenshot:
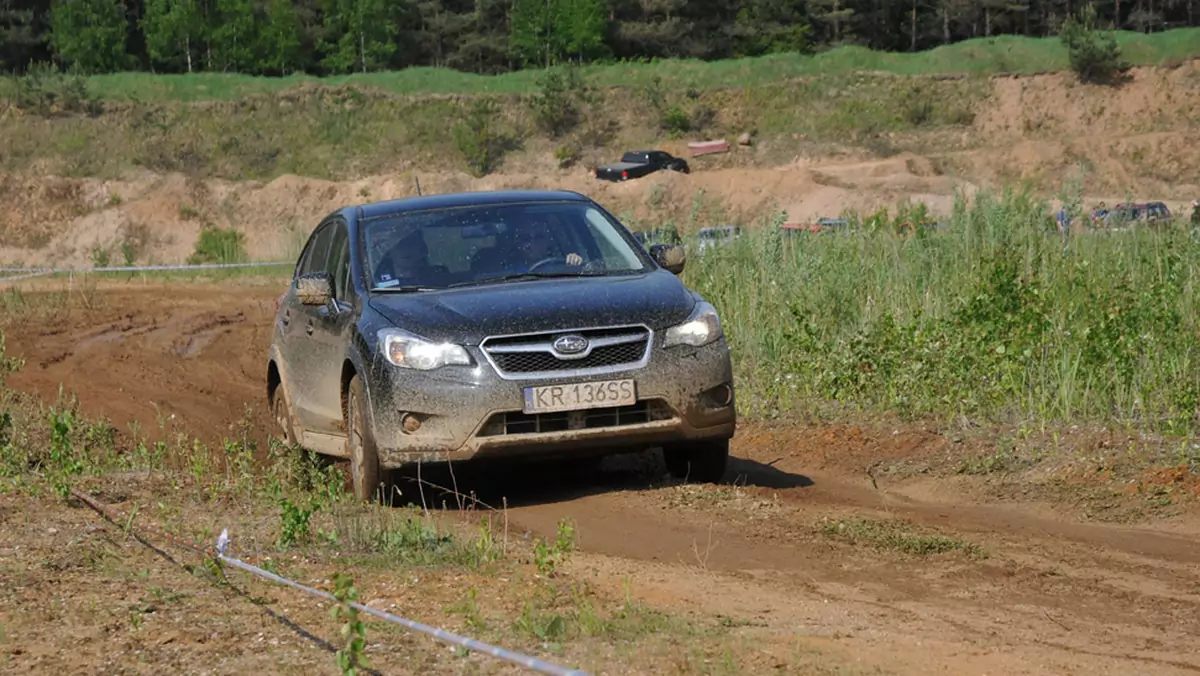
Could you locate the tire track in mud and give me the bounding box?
[485,451,1200,675]
[2,284,277,446]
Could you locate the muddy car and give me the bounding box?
[266,190,737,501]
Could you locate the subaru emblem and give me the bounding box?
[553,334,589,355]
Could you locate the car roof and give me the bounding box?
[353,190,593,221]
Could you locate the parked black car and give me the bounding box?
[594,150,690,182]
[267,190,737,501]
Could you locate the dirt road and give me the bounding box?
[3,280,1199,675]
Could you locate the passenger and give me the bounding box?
[375,230,434,287]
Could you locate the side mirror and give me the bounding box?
[296,272,333,306]
[650,243,686,275]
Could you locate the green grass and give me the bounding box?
[684,187,1200,435]
[820,517,988,558]
[8,28,1197,102]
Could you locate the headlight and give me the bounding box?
[664,301,723,348]
[377,328,471,370]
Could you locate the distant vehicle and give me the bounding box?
[594,150,690,182]
[1098,202,1172,228]
[266,189,736,501]
[779,218,852,235]
[632,226,682,247]
[696,225,742,252]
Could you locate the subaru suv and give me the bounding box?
[266,190,737,501]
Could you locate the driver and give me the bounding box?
[510,215,583,271]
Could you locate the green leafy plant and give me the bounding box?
[46,407,84,499]
[277,495,315,549]
[533,518,576,576]
[331,572,369,675]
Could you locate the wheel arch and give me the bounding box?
[267,359,282,404]
[340,358,359,423]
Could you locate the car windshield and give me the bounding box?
[360,201,652,291]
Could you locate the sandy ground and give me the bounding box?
[1,281,1198,675]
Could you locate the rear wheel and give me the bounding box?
[346,374,384,502]
[663,439,729,484]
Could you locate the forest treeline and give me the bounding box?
[0,0,1195,76]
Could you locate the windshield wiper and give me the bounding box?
[447,271,608,289]
[371,284,438,293]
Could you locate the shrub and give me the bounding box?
[7,60,103,117]
[553,144,581,168]
[187,226,247,265]
[1059,3,1128,84]
[452,98,514,177]
[528,66,587,138]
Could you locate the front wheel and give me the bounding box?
[346,374,384,502]
[270,383,296,445]
[662,439,729,484]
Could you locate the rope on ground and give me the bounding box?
[69,487,592,676]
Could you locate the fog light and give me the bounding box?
[401,413,422,434]
[706,384,733,407]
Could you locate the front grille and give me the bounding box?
[492,341,646,373]
[478,399,675,437]
[481,325,651,379]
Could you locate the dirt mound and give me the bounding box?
[969,62,1200,196]
[3,62,1199,267]
[0,156,985,267]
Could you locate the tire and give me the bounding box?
[270,383,296,445]
[663,439,729,484]
[346,374,384,503]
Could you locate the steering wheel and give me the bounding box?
[528,257,573,272]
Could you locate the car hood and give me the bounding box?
[367,271,697,344]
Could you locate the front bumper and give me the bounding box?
[364,338,737,468]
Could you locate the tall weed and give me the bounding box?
[688,187,1200,434]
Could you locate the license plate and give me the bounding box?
[523,379,637,414]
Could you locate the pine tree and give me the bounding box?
[261,0,302,74]
[141,0,205,72]
[49,0,128,73]
[212,0,258,72]
[320,0,396,73]
[510,0,566,68]
[562,0,606,62]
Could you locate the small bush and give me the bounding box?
[901,84,935,126]
[553,144,581,168]
[187,226,246,265]
[452,98,514,177]
[8,61,102,117]
[528,66,586,138]
[1060,3,1128,84]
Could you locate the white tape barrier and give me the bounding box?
[0,261,293,275]
[215,529,591,676]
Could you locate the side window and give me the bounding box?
[583,208,641,269]
[297,222,335,277]
[327,221,352,301]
